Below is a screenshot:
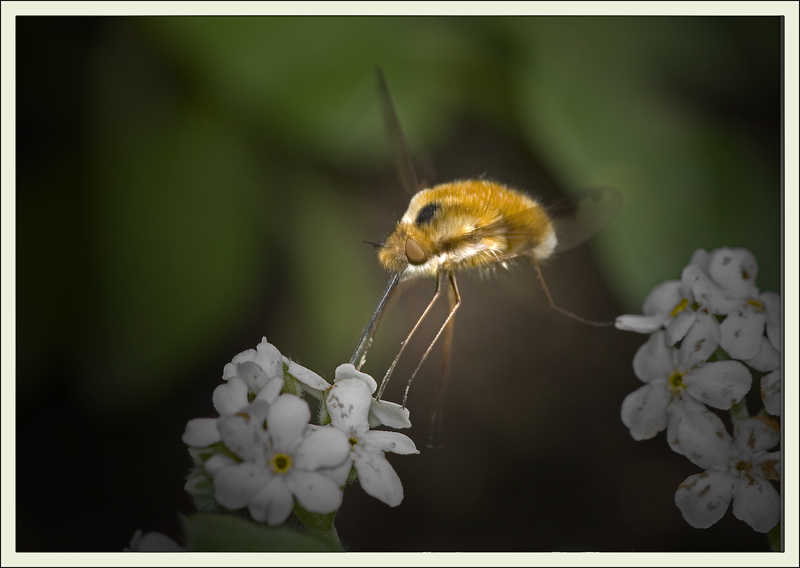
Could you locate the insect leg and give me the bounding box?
[532,256,614,327]
[376,272,443,401]
[427,273,457,449]
[402,271,461,408]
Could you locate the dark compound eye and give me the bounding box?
[415,202,439,225]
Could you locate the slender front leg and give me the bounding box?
[402,270,461,408]
[427,273,458,448]
[376,272,443,401]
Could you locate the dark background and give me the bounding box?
[15,16,782,551]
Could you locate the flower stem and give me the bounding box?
[767,522,781,551]
[292,503,344,551]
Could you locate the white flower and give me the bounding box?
[689,248,779,359]
[288,360,412,430]
[216,337,286,411]
[183,355,284,450]
[760,369,781,416]
[211,394,351,525]
[620,313,751,453]
[674,413,780,533]
[124,530,184,551]
[323,364,419,507]
[616,255,712,346]
[744,336,781,374]
[182,337,294,449]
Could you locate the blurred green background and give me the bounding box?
[16,16,781,551]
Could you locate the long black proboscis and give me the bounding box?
[349,271,402,369]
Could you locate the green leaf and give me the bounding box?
[184,513,340,552]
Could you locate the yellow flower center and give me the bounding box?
[670,298,689,317]
[349,437,359,447]
[270,453,293,475]
[668,371,686,393]
[746,298,765,313]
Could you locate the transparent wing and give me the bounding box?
[473,187,621,257]
[377,67,420,195]
[549,187,622,253]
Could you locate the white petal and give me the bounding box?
[642,280,683,316]
[675,470,734,529]
[756,451,781,481]
[732,476,780,533]
[620,381,671,440]
[760,369,781,416]
[239,360,276,394]
[286,470,344,514]
[217,410,269,464]
[369,399,412,429]
[686,264,740,314]
[720,308,766,360]
[759,291,780,322]
[182,418,221,447]
[327,378,372,434]
[213,462,272,510]
[334,363,378,393]
[677,311,720,371]
[708,247,759,298]
[249,476,294,525]
[361,430,419,455]
[745,336,781,373]
[255,339,285,382]
[665,309,697,345]
[224,348,256,380]
[212,377,250,415]
[204,454,236,477]
[683,360,751,410]
[353,448,404,507]
[632,331,675,383]
[675,410,735,469]
[267,394,311,452]
[733,417,780,454]
[688,248,710,272]
[615,314,667,334]
[318,456,355,487]
[665,396,707,455]
[295,426,351,470]
[760,291,781,351]
[287,360,331,392]
[254,376,284,406]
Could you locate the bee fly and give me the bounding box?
[350,69,621,444]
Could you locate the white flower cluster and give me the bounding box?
[616,247,781,533]
[182,338,418,526]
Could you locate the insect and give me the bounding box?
[350,70,621,439]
